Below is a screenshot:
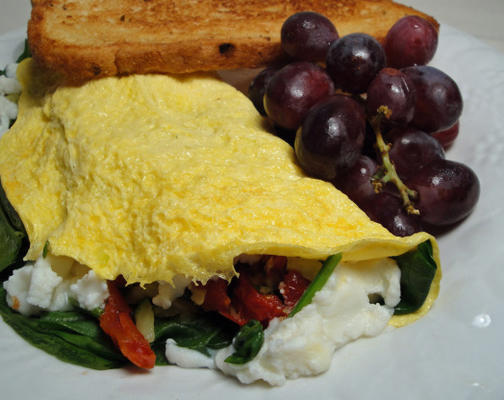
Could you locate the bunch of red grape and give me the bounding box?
[248,12,480,237]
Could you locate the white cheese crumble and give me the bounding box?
[4,63,19,79]
[163,258,400,385]
[152,275,191,309]
[69,270,109,311]
[3,264,41,316]
[50,281,73,312]
[3,255,109,316]
[0,63,21,135]
[26,257,63,309]
[165,339,215,369]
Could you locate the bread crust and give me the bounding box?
[28,0,438,83]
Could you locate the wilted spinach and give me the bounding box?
[225,319,264,365]
[394,240,437,315]
[16,39,31,63]
[152,311,238,365]
[0,182,27,273]
[0,288,126,369]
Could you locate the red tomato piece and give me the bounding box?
[218,308,249,326]
[201,278,248,325]
[264,256,288,288]
[279,270,311,308]
[100,282,156,369]
[202,278,231,312]
[232,274,286,325]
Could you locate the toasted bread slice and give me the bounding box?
[28,0,438,83]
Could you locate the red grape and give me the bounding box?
[389,128,445,180]
[361,192,423,237]
[294,95,365,181]
[402,65,463,133]
[335,155,423,237]
[384,15,438,68]
[326,33,386,94]
[248,67,279,116]
[264,62,334,130]
[336,155,378,206]
[431,121,460,150]
[281,12,339,62]
[407,159,480,226]
[366,67,416,124]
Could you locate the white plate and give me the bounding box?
[1,25,503,400]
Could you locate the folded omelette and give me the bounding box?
[0,58,439,334]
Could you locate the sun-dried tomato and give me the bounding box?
[100,281,155,369]
[202,278,231,311]
[232,274,286,326]
[200,260,310,327]
[201,278,248,325]
[264,255,288,288]
[279,270,311,308]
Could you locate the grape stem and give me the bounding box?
[371,106,419,215]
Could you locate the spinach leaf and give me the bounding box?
[0,201,25,273]
[225,320,264,365]
[394,240,437,315]
[289,253,342,317]
[152,341,170,366]
[0,288,125,369]
[0,183,26,234]
[206,318,239,349]
[16,39,31,63]
[38,311,104,338]
[153,311,237,363]
[0,181,27,273]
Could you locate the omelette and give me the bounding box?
[0,59,440,384]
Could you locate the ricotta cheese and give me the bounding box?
[0,63,21,134]
[152,275,191,309]
[3,255,109,316]
[164,258,400,385]
[3,264,41,316]
[165,339,215,369]
[69,270,109,311]
[26,257,63,309]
